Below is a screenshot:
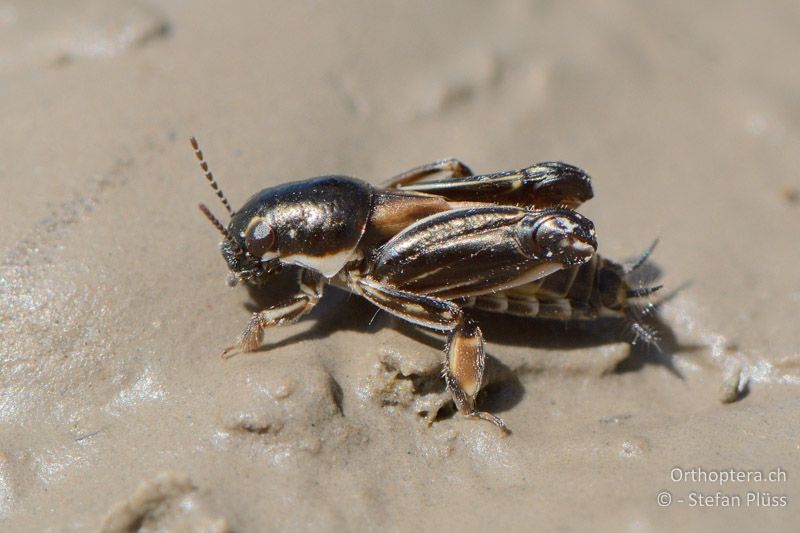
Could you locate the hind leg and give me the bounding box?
[355,277,509,433]
[384,158,473,188]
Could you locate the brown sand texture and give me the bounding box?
[1,1,799,531]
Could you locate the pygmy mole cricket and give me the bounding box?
[191,137,661,433]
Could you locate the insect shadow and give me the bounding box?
[242,272,524,414]
[241,266,698,414]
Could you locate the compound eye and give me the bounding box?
[244,217,275,257]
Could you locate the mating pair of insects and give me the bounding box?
[192,138,660,433]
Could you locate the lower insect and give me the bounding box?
[191,138,661,434]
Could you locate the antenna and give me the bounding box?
[623,238,659,274]
[198,203,248,258]
[190,136,235,217]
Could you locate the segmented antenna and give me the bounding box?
[624,238,660,274]
[627,285,663,298]
[190,136,235,217]
[198,203,247,257]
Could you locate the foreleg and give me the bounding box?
[223,269,324,357]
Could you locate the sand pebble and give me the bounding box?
[216,359,359,463]
[620,436,651,458]
[101,471,228,533]
[719,365,749,404]
[50,0,171,65]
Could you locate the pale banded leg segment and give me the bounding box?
[356,278,509,433]
[223,269,324,358]
[384,158,473,188]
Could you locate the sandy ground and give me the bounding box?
[1,0,799,531]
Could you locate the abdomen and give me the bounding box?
[464,255,627,320]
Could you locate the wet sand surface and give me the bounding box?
[1,1,798,531]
